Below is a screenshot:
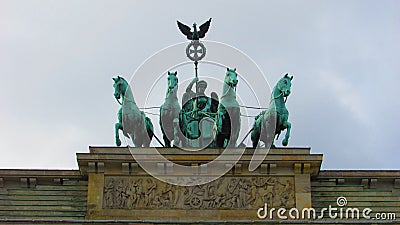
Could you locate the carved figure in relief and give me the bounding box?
[247,180,257,207]
[103,177,295,210]
[214,193,226,208]
[162,183,174,207]
[202,183,217,208]
[143,178,157,206]
[238,179,249,208]
[128,179,142,207]
[227,178,240,208]
[277,180,294,208]
[116,180,129,208]
[153,183,177,208]
[104,178,115,208]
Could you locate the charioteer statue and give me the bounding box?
[182,78,212,120]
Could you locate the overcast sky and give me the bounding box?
[0,0,399,170]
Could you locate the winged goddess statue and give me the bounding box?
[177,18,212,40]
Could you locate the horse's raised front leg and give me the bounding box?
[115,122,123,146]
[214,110,225,148]
[282,121,291,146]
[115,108,123,146]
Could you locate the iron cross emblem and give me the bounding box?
[186,40,206,61]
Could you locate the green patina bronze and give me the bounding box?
[182,77,212,120]
[111,19,297,148]
[214,68,241,148]
[251,74,293,148]
[113,76,154,147]
[160,71,181,147]
[177,69,240,148]
[179,77,216,148]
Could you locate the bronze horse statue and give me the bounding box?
[160,71,181,147]
[214,68,241,148]
[251,74,293,148]
[113,76,154,147]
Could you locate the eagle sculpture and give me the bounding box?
[177,18,212,40]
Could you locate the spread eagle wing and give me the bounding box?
[198,18,212,38]
[177,20,193,39]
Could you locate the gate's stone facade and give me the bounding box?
[0,147,399,224]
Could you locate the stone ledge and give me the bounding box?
[77,147,322,177]
[87,146,312,155]
[0,170,81,178]
[318,170,400,178]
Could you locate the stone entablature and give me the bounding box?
[78,147,322,220]
[1,147,399,224]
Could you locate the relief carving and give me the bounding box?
[103,176,294,209]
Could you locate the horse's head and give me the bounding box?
[225,68,238,87]
[277,73,293,97]
[167,71,178,89]
[112,75,128,101]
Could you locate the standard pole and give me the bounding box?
[194,60,199,117]
[194,60,198,85]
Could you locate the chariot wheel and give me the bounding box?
[189,196,202,208]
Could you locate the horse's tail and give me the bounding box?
[255,110,266,121]
[276,131,281,140]
[145,116,154,139]
[252,110,264,131]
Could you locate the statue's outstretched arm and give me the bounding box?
[186,77,199,93]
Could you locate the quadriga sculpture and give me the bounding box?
[160,71,181,147]
[214,68,241,148]
[251,74,293,148]
[113,76,154,147]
